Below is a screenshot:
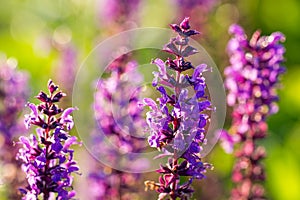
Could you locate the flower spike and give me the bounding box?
[17,80,81,200]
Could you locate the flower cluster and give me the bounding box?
[0,56,29,140]
[221,24,285,199]
[88,54,146,199]
[16,80,81,200]
[143,17,213,200]
[0,56,29,199]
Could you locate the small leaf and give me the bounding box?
[181,46,198,57]
[165,42,180,55]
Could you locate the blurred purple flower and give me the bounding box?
[176,0,217,11]
[218,130,238,154]
[143,17,213,200]
[0,56,29,199]
[174,0,219,31]
[223,24,285,200]
[88,54,146,199]
[96,0,141,30]
[17,80,81,200]
[0,57,29,140]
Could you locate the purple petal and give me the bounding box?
[229,24,245,36]
[269,32,285,43]
[63,136,78,150]
[152,72,159,86]
[193,64,208,79]
[68,165,79,172]
[198,100,211,111]
[52,140,63,153]
[143,98,157,110]
[36,154,46,168]
[152,58,166,77]
[52,174,61,182]
[198,114,207,128]
[148,134,160,148]
[61,107,77,119]
[19,136,31,150]
[173,132,185,151]
[27,103,38,117]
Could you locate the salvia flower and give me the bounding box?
[0,56,29,199]
[221,24,285,200]
[142,17,213,200]
[17,80,81,200]
[88,54,146,199]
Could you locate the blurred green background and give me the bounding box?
[0,0,300,199]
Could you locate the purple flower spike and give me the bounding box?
[17,80,81,200]
[143,18,213,200]
[223,24,285,200]
[89,54,146,199]
[0,56,30,199]
[0,56,29,140]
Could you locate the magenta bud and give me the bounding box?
[180,17,190,30]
